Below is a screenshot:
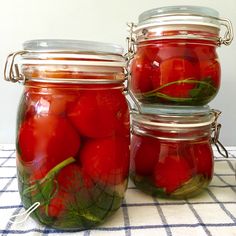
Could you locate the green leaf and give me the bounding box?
[52,181,126,229]
[22,157,76,213]
[131,173,166,197]
[20,159,126,229]
[170,175,210,198]
[135,77,217,105]
[189,77,217,100]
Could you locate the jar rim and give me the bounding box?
[4,40,126,84]
[138,5,219,23]
[23,39,124,55]
[131,105,215,128]
[20,39,126,68]
[136,104,211,116]
[134,5,222,35]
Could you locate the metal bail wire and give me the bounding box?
[124,22,144,113]
[125,22,137,65]
[218,18,234,46]
[211,110,229,158]
[4,50,27,83]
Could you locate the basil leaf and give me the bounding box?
[171,175,210,198]
[189,77,217,100]
[22,157,76,211]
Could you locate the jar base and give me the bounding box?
[131,173,211,199]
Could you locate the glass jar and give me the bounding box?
[4,40,130,229]
[130,105,217,199]
[127,6,233,105]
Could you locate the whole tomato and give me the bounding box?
[18,115,81,175]
[199,59,221,88]
[156,42,186,61]
[23,86,76,117]
[130,135,159,176]
[67,89,129,138]
[46,163,92,217]
[152,57,200,98]
[47,190,68,218]
[193,44,217,61]
[80,137,130,185]
[56,163,92,193]
[130,46,156,93]
[154,149,192,193]
[189,142,213,178]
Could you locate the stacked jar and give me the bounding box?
[127,6,233,198]
[4,40,130,229]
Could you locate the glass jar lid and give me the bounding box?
[136,5,220,30]
[138,5,219,26]
[23,39,124,55]
[21,39,125,66]
[129,5,233,46]
[131,105,216,128]
[4,39,126,84]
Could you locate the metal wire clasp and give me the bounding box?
[124,22,137,99]
[125,22,137,65]
[4,51,27,83]
[218,18,234,46]
[211,110,229,158]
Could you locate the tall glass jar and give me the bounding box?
[4,40,130,229]
[130,105,217,199]
[127,6,233,105]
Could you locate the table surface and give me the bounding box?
[0,144,235,236]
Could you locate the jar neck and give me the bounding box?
[21,66,125,85]
[132,122,212,142]
[24,81,125,90]
[135,25,220,46]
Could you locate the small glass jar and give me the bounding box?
[130,105,217,199]
[5,40,130,229]
[128,6,233,105]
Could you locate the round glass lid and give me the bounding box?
[23,39,124,55]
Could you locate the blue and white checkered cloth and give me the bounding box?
[0,144,236,236]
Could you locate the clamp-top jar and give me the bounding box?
[5,40,130,229]
[127,6,233,106]
[130,105,220,199]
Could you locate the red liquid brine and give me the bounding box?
[6,40,130,229]
[128,5,233,105]
[17,84,130,228]
[130,39,220,105]
[131,135,213,198]
[130,107,215,199]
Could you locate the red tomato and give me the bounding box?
[130,43,190,95]
[33,164,92,218]
[23,87,77,117]
[47,164,93,217]
[152,57,200,98]
[47,191,68,217]
[154,154,192,193]
[56,163,92,192]
[156,43,186,61]
[130,135,159,176]
[199,59,221,88]
[193,44,217,61]
[18,115,80,174]
[190,143,213,178]
[80,137,129,185]
[67,89,129,138]
[130,48,155,93]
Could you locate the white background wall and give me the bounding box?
[0,0,236,145]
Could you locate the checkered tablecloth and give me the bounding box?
[0,144,236,236]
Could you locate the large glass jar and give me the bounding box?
[130,105,217,199]
[4,40,130,229]
[128,6,233,105]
